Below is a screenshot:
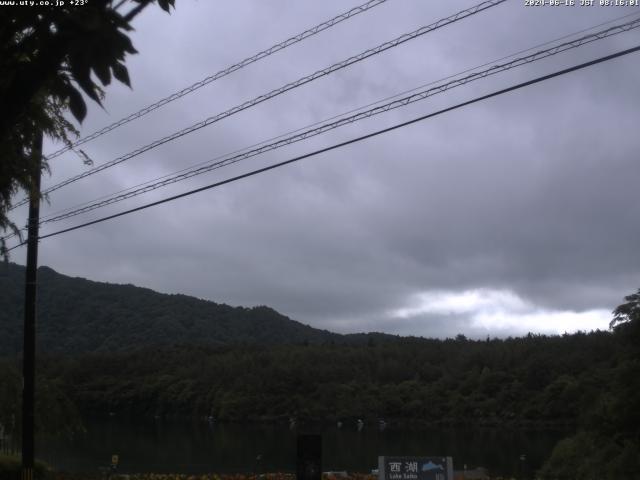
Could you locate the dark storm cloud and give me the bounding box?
[9,0,640,337]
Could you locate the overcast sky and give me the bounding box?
[8,0,640,338]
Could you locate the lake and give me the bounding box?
[36,418,570,477]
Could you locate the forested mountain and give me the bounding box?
[2,262,639,477]
[1,321,638,477]
[33,331,623,424]
[1,325,635,427]
[0,263,395,354]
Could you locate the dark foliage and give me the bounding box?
[1,263,638,475]
[538,289,640,479]
[6,329,624,429]
[0,263,376,354]
[0,0,175,257]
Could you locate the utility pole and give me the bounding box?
[22,132,42,480]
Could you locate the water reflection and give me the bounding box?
[37,418,569,477]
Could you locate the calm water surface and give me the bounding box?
[37,418,570,477]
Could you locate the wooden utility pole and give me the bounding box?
[22,132,42,480]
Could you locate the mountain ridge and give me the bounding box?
[0,262,394,354]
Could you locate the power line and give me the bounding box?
[10,0,506,210]
[8,43,640,252]
[4,12,639,241]
[34,16,640,225]
[44,0,392,160]
[34,10,640,225]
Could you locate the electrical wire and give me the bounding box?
[10,0,506,210]
[4,11,639,243]
[34,16,640,225]
[7,43,640,252]
[44,0,392,160]
[35,10,640,225]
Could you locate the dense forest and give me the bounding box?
[0,263,396,355]
[0,263,638,477]
[1,321,639,477]
[12,332,626,425]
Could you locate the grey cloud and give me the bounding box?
[10,0,640,338]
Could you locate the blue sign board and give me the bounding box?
[378,456,453,480]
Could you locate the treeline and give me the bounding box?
[0,263,353,355]
[0,328,628,426]
[60,316,640,479]
[537,315,640,479]
[1,321,639,477]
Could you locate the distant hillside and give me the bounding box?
[0,263,390,354]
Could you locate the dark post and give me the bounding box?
[296,434,321,480]
[22,132,42,480]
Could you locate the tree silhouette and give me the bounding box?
[0,0,175,257]
[610,288,640,328]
